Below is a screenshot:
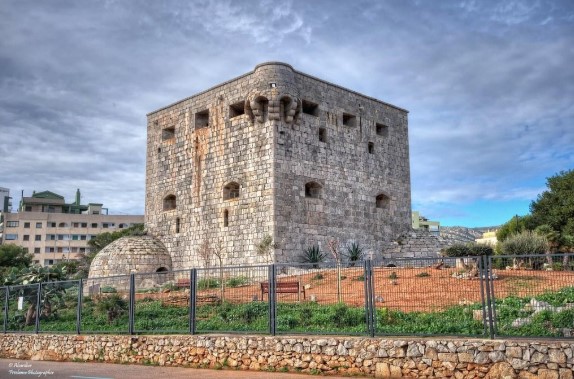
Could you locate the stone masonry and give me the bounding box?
[1,334,573,378]
[145,62,411,269]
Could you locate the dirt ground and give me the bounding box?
[138,266,574,313]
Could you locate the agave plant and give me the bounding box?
[300,245,326,268]
[345,242,363,267]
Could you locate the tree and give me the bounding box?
[496,215,534,242]
[529,169,574,252]
[0,244,33,283]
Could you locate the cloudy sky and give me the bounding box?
[1,0,573,227]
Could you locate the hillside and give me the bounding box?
[439,226,499,245]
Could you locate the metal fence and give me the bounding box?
[2,254,573,339]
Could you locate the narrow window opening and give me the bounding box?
[368,142,374,154]
[319,128,327,143]
[163,194,177,211]
[269,82,277,88]
[302,100,319,116]
[223,209,229,227]
[305,182,322,199]
[195,109,210,129]
[223,182,240,200]
[175,217,180,233]
[162,126,175,140]
[343,113,356,127]
[157,147,161,153]
[376,194,390,209]
[376,123,389,137]
[229,101,245,118]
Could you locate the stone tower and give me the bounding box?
[145,62,411,269]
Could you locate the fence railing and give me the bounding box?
[2,254,573,339]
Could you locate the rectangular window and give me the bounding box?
[34,248,40,254]
[162,126,175,140]
[36,222,42,228]
[5,234,17,240]
[58,234,65,240]
[80,235,87,241]
[45,247,55,253]
[35,235,41,241]
[376,123,389,137]
[23,235,30,241]
[79,248,86,253]
[91,223,98,228]
[25,205,32,212]
[57,247,63,253]
[71,247,78,253]
[81,223,87,228]
[72,235,79,240]
[195,109,209,129]
[48,222,56,227]
[302,100,319,116]
[24,222,30,228]
[319,127,327,143]
[229,101,245,118]
[343,113,356,127]
[45,260,54,266]
[73,222,80,228]
[6,221,18,227]
[368,142,374,154]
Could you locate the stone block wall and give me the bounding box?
[145,62,411,268]
[1,334,572,378]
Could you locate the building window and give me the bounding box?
[229,101,245,118]
[34,248,40,254]
[376,123,389,137]
[162,126,175,140]
[223,182,240,200]
[195,109,209,129]
[368,142,374,154]
[6,221,18,227]
[45,247,54,253]
[305,182,323,199]
[59,222,67,227]
[45,260,54,266]
[35,235,41,241]
[73,222,79,228]
[81,222,87,227]
[223,210,229,227]
[343,113,356,127]
[376,194,390,209]
[24,222,30,228]
[25,205,32,212]
[163,194,177,211]
[5,234,17,240]
[175,217,180,233]
[72,235,79,240]
[36,222,42,228]
[302,100,319,116]
[91,223,98,228]
[49,222,56,228]
[118,223,128,229]
[23,235,30,241]
[319,128,327,143]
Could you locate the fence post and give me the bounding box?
[268,264,276,336]
[128,273,135,335]
[76,279,83,335]
[478,256,489,337]
[483,256,495,339]
[3,287,9,333]
[189,269,197,335]
[363,260,375,337]
[35,283,42,334]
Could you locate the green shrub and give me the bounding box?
[415,272,430,277]
[345,242,363,266]
[442,243,493,257]
[100,286,117,293]
[500,231,549,256]
[95,294,128,324]
[225,276,249,288]
[389,271,398,280]
[312,273,324,280]
[198,278,220,290]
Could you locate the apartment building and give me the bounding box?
[0,187,11,213]
[0,190,143,266]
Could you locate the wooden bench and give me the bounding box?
[260,281,305,301]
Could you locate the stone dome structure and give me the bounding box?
[88,235,172,278]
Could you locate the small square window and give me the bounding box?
[34,248,40,254]
[35,235,41,241]
[195,109,209,129]
[24,222,30,228]
[36,222,42,228]
[91,223,98,228]
[343,113,356,127]
[23,235,30,241]
[302,100,319,116]
[162,126,175,140]
[229,101,245,118]
[81,223,87,228]
[376,123,389,137]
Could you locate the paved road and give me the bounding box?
[0,359,354,379]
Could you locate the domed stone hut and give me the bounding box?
[88,235,172,278]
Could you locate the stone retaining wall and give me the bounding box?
[1,334,572,378]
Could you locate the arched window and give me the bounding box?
[305,182,322,199]
[156,267,168,273]
[163,194,176,211]
[58,222,68,228]
[376,193,390,209]
[223,182,240,200]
